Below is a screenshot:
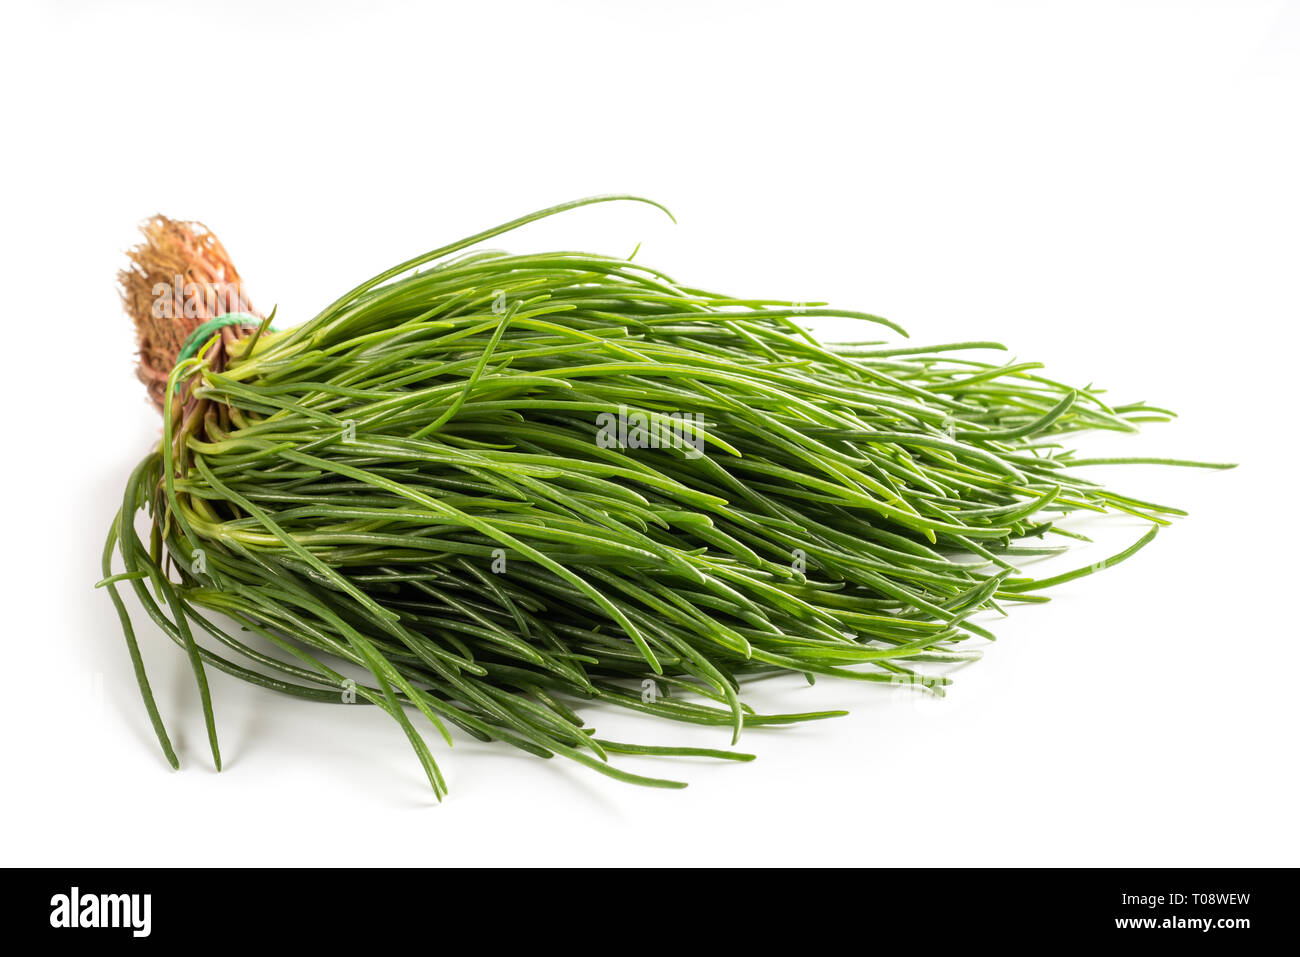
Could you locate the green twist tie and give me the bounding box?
[176,313,273,365]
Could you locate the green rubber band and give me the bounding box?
[176,313,274,365]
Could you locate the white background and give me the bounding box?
[1,0,1296,867]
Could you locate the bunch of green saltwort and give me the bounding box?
[102,196,1227,797]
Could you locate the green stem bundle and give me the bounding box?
[102,196,1231,797]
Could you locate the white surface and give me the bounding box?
[1,0,1296,867]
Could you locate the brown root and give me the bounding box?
[119,216,262,410]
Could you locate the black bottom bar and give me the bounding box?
[11,867,1288,943]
